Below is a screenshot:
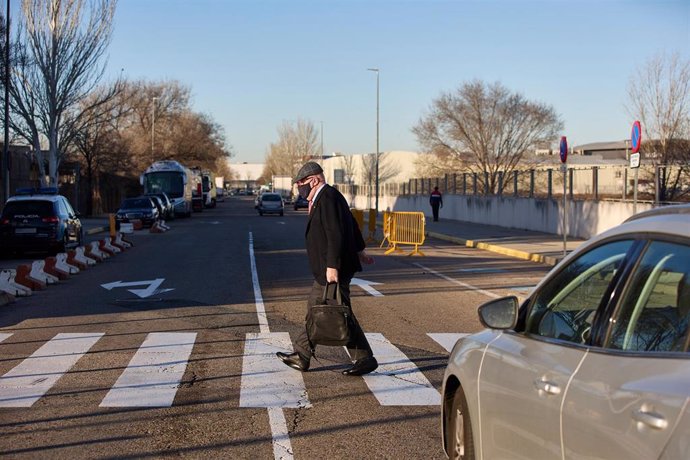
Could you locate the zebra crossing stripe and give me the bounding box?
[360,333,440,406]
[240,332,311,408]
[100,332,196,407]
[0,333,12,343]
[0,332,104,407]
[427,333,470,353]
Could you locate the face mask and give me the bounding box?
[298,182,312,199]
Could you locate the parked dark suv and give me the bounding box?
[0,187,83,255]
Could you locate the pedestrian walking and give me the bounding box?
[276,161,378,376]
[430,186,443,222]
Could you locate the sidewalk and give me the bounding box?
[366,214,586,267]
[424,218,585,266]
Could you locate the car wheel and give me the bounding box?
[259,211,263,216]
[447,388,475,460]
[280,211,284,216]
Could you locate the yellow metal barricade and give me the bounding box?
[385,212,425,256]
[350,208,364,234]
[367,208,377,243]
[380,211,392,248]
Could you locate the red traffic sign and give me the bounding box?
[631,120,642,153]
[559,136,568,163]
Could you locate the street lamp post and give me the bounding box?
[367,68,379,213]
[3,0,10,202]
[151,97,158,162]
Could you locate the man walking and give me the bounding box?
[430,186,443,222]
[276,161,378,376]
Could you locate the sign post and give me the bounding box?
[559,136,568,257]
[630,121,642,214]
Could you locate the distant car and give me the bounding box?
[293,195,308,210]
[0,187,83,255]
[441,204,690,460]
[115,197,160,227]
[146,192,174,220]
[257,193,284,216]
[238,189,247,196]
[216,187,225,202]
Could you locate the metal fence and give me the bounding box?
[335,164,690,204]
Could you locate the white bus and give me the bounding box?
[140,161,196,217]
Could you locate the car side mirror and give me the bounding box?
[478,296,519,330]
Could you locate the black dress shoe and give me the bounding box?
[276,352,310,372]
[342,356,378,376]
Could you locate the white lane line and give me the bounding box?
[427,333,470,353]
[0,333,12,343]
[100,332,196,407]
[240,332,311,408]
[361,333,440,406]
[0,332,104,407]
[248,232,296,460]
[414,263,500,299]
[249,232,270,334]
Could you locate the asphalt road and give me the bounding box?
[0,196,551,459]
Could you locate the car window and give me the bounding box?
[526,240,634,344]
[262,194,280,201]
[62,198,76,216]
[2,200,54,218]
[607,241,690,353]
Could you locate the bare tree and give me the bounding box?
[9,0,118,186]
[262,118,319,180]
[413,80,563,194]
[627,52,690,201]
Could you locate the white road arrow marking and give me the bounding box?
[100,278,174,298]
[351,278,384,297]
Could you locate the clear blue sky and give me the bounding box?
[104,0,689,163]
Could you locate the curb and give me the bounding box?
[427,231,562,266]
[86,226,108,235]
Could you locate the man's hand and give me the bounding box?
[358,250,374,265]
[326,267,338,283]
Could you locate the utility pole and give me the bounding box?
[151,97,158,162]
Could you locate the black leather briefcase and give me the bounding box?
[306,283,353,347]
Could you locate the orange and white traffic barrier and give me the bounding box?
[30,260,59,285]
[111,233,130,251]
[0,269,32,296]
[15,264,46,290]
[56,253,80,274]
[150,221,166,233]
[99,238,120,256]
[68,247,95,269]
[86,241,108,261]
[44,257,70,281]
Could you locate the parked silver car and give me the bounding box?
[257,192,284,216]
[442,204,690,460]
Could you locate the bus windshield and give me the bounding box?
[144,171,184,198]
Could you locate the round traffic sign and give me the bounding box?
[559,136,568,163]
[631,120,642,153]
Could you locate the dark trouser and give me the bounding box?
[431,203,440,221]
[294,279,374,361]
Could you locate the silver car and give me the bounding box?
[257,192,284,216]
[442,204,690,460]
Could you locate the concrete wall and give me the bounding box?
[344,192,654,239]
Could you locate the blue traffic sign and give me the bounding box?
[631,120,641,153]
[559,136,568,163]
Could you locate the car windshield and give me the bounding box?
[122,198,151,209]
[2,200,54,218]
[262,195,280,201]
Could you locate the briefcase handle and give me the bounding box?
[322,282,343,305]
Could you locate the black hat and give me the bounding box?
[293,161,323,183]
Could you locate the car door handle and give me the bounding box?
[534,379,561,395]
[632,409,668,430]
